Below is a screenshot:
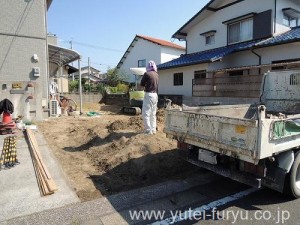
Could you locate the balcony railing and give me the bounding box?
[192,74,264,98]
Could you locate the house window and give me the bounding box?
[228,70,244,76]
[138,59,146,67]
[283,14,299,28]
[174,73,183,86]
[228,18,253,44]
[206,34,215,45]
[290,73,300,85]
[200,30,216,46]
[194,70,206,79]
[272,59,300,70]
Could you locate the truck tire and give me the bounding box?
[285,151,300,198]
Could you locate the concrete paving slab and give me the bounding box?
[0,172,219,225]
[0,130,79,222]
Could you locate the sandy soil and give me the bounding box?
[37,104,197,202]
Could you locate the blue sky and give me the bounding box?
[47,0,210,73]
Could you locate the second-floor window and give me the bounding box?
[228,18,253,44]
[138,59,146,67]
[200,30,216,46]
[174,72,183,86]
[283,14,299,28]
[206,34,215,45]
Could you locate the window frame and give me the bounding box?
[194,70,207,79]
[228,70,244,76]
[205,34,215,45]
[174,72,183,86]
[138,59,146,67]
[283,14,299,28]
[228,17,253,45]
[200,30,216,46]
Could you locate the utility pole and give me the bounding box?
[88,57,91,92]
[69,40,73,49]
[69,40,75,80]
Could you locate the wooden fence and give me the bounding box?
[192,74,264,98]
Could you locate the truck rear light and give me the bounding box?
[243,161,266,177]
[177,141,190,150]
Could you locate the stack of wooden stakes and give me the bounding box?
[26,128,58,196]
[0,136,19,169]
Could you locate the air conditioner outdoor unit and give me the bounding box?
[49,100,59,117]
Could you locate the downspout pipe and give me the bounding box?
[274,0,277,34]
[251,48,262,74]
[78,58,83,115]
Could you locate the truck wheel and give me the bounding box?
[286,151,300,198]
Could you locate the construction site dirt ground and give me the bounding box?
[37,103,199,202]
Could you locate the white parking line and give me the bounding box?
[151,187,258,225]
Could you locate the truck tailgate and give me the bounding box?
[164,109,259,162]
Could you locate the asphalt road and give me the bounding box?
[163,184,300,225]
[2,170,299,225]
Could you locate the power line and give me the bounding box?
[57,39,118,69]
[58,39,124,53]
[81,60,115,67]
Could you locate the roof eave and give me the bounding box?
[158,60,211,71]
[172,32,188,40]
[159,38,300,71]
[47,0,53,10]
[172,0,246,40]
[172,0,215,39]
[253,37,300,49]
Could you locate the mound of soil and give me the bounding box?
[37,107,197,201]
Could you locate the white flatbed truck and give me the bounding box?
[164,70,300,198]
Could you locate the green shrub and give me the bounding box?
[69,80,79,92]
[84,84,92,92]
[96,83,107,95]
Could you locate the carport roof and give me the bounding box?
[48,44,80,66]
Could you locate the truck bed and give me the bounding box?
[164,104,300,164]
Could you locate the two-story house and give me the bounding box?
[0,0,80,120]
[116,34,185,85]
[158,0,300,105]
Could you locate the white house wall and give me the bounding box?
[276,0,300,33]
[158,64,208,96]
[0,0,48,121]
[256,42,300,64]
[207,51,259,71]
[120,38,161,83]
[160,46,185,63]
[186,0,276,54]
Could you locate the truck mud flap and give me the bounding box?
[186,158,262,189]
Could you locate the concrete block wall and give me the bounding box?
[63,93,103,106]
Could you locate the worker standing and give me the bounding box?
[140,61,159,135]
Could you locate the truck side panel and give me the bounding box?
[165,109,259,163]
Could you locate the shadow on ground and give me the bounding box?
[62,132,137,152]
[89,148,199,196]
